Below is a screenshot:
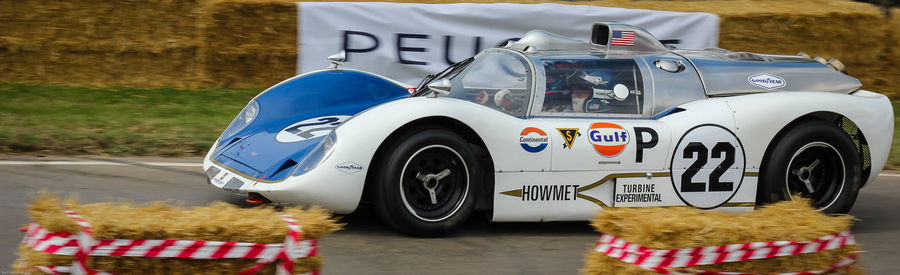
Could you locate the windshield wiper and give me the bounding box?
[413,57,474,97]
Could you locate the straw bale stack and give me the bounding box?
[12,194,341,274]
[200,0,299,88]
[0,0,208,88]
[583,199,861,274]
[1,0,897,95]
[717,11,894,99]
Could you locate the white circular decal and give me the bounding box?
[670,124,745,209]
[275,115,351,143]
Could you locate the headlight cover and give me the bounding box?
[291,130,337,177]
[220,100,260,139]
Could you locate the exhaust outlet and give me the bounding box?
[246,192,271,204]
[803,54,847,74]
[826,58,847,74]
[814,56,828,64]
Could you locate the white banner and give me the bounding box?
[299,2,718,85]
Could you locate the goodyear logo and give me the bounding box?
[519,127,548,153]
[747,73,786,90]
[589,122,629,157]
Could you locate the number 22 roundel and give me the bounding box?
[670,124,745,209]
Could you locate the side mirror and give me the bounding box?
[328,51,347,68]
[427,79,452,96]
[613,84,629,101]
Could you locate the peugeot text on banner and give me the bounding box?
[298,2,719,85]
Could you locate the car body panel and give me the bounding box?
[637,54,707,116]
[723,90,893,186]
[546,119,673,172]
[203,22,892,223]
[209,69,410,182]
[675,50,862,95]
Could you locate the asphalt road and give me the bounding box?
[1,155,898,274]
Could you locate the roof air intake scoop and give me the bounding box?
[590,22,668,55]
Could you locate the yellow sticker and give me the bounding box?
[557,128,580,149]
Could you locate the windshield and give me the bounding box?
[413,57,474,97]
[445,50,532,117]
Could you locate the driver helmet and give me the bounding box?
[569,70,611,88]
[568,70,615,112]
[567,71,599,112]
[494,88,519,112]
[544,61,576,93]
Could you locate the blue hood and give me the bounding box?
[214,70,410,181]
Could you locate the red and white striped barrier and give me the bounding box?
[594,231,857,274]
[63,210,96,275]
[22,210,319,275]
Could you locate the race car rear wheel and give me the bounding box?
[374,128,481,236]
[758,120,861,213]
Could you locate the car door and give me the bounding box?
[503,57,674,218]
[493,56,692,220]
[531,57,672,173]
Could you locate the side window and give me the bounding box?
[540,59,643,115]
[449,51,531,117]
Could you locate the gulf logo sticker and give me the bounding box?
[588,123,629,157]
[519,127,549,153]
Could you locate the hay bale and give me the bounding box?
[583,199,861,274]
[717,13,892,98]
[200,0,299,88]
[12,194,341,274]
[1,0,898,95]
[0,46,202,88]
[0,0,207,89]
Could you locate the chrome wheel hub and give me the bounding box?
[785,142,845,210]
[416,169,452,205]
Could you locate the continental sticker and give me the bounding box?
[519,127,548,153]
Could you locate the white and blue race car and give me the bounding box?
[204,22,893,236]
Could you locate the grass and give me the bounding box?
[0,83,259,156]
[0,83,898,168]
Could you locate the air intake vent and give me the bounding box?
[225,137,243,147]
[590,22,668,55]
[273,159,299,177]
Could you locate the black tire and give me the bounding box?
[758,120,861,213]
[373,128,482,237]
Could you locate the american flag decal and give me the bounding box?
[611,30,635,46]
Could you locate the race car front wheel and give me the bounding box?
[374,128,482,237]
[758,120,861,214]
